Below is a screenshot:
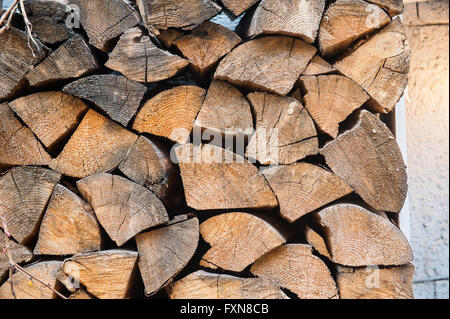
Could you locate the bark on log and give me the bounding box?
[199,212,286,272]
[215,36,317,95]
[63,74,147,127]
[157,28,184,49]
[320,109,407,213]
[302,55,336,76]
[220,0,259,17]
[175,144,278,210]
[77,173,169,246]
[262,163,353,223]
[251,244,338,299]
[169,270,288,299]
[33,184,102,256]
[366,0,403,17]
[0,230,33,282]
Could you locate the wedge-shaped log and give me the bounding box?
[0,167,61,244]
[133,86,206,144]
[50,109,138,178]
[106,27,189,83]
[251,244,338,299]
[246,0,325,43]
[246,92,318,165]
[69,289,94,299]
[0,103,50,167]
[136,217,199,296]
[302,55,336,76]
[34,184,102,256]
[70,0,141,51]
[366,0,403,17]
[221,0,259,17]
[336,263,414,299]
[63,75,147,127]
[169,270,288,299]
[26,34,99,87]
[0,230,33,282]
[262,163,352,223]
[299,75,370,138]
[77,173,169,246]
[175,144,278,210]
[62,249,138,299]
[9,92,88,149]
[174,21,241,75]
[320,110,407,212]
[136,0,221,30]
[306,204,413,266]
[215,36,316,95]
[200,212,285,272]
[0,261,61,299]
[334,18,410,113]
[318,0,390,58]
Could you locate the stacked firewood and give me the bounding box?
[0,0,414,299]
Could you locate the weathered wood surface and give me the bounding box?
[0,230,33,282]
[221,0,259,17]
[302,55,336,76]
[366,0,403,17]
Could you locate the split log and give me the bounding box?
[336,263,414,299]
[50,109,138,178]
[63,74,147,127]
[77,173,169,246]
[26,34,99,87]
[215,36,317,95]
[9,92,88,149]
[302,55,336,76]
[199,212,286,272]
[0,27,45,100]
[251,244,338,299]
[262,163,353,223]
[135,217,199,296]
[245,0,326,43]
[220,0,259,17]
[62,249,138,299]
[0,230,33,282]
[106,27,189,83]
[193,80,253,139]
[70,0,141,51]
[246,92,318,165]
[404,1,449,27]
[169,270,288,299]
[299,75,370,138]
[174,21,242,76]
[133,86,206,144]
[306,203,413,266]
[366,0,403,17]
[0,103,51,167]
[33,184,102,256]
[175,144,278,210]
[157,28,184,49]
[305,226,331,260]
[69,289,95,299]
[0,261,62,299]
[0,166,61,244]
[136,0,221,31]
[320,109,407,212]
[334,18,410,114]
[318,0,390,58]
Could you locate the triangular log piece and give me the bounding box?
[366,0,404,17]
[0,166,61,244]
[106,27,189,83]
[200,212,286,272]
[157,28,184,49]
[215,36,317,95]
[169,270,288,299]
[63,75,147,127]
[133,86,206,144]
[320,109,407,212]
[175,144,278,210]
[135,217,199,296]
[0,103,51,167]
[70,0,141,51]
[299,75,370,138]
[62,249,138,299]
[336,263,414,299]
[33,184,102,256]
[262,163,353,223]
[221,0,259,17]
[334,18,410,114]
[69,289,95,299]
[318,0,390,58]
[246,0,326,43]
[0,230,33,282]
[9,92,88,149]
[50,109,138,178]
[302,55,336,76]
[305,225,332,259]
[246,92,318,165]
[306,203,413,266]
[251,244,338,299]
[77,173,169,246]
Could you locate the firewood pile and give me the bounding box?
[0,0,414,299]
